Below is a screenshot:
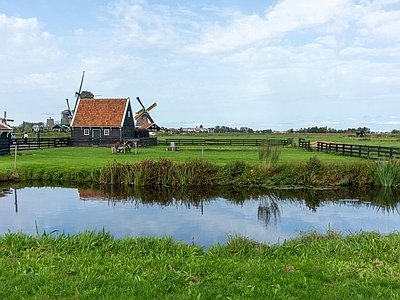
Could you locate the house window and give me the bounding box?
[84,129,89,135]
[128,111,131,118]
[104,129,110,135]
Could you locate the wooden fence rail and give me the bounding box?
[317,142,400,160]
[6,137,158,151]
[158,138,292,147]
[298,139,400,160]
[9,138,71,151]
[298,138,311,151]
[70,137,157,147]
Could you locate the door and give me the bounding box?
[92,129,101,144]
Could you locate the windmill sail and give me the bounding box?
[134,97,157,127]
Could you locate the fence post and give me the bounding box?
[14,145,17,170]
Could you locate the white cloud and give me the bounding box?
[1,0,400,131]
[357,10,400,41]
[0,14,60,64]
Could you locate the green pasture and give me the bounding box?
[158,132,400,146]
[0,144,357,173]
[2,133,400,187]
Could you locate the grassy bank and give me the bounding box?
[1,230,400,299]
[1,145,400,187]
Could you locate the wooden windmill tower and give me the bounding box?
[135,97,159,129]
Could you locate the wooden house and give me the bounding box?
[0,122,12,156]
[70,96,136,146]
[139,123,161,133]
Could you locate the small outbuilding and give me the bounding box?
[0,122,12,156]
[70,95,136,146]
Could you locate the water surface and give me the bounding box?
[0,186,399,247]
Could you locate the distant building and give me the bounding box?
[0,122,12,156]
[46,117,55,130]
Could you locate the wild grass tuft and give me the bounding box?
[258,141,281,170]
[371,159,400,187]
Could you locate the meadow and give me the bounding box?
[1,133,400,187]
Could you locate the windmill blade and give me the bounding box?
[66,98,71,113]
[136,97,146,110]
[147,102,157,111]
[135,110,144,119]
[73,71,85,113]
[78,71,85,95]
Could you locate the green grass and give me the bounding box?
[158,132,400,146]
[0,230,400,299]
[0,145,395,187]
[371,159,400,187]
[0,144,356,172]
[2,133,400,187]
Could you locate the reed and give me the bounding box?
[371,159,400,187]
[3,153,394,188]
[258,141,281,170]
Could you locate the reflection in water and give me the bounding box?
[1,184,400,246]
[75,185,400,229]
[369,187,400,214]
[258,195,280,228]
[4,184,400,228]
[14,188,18,213]
[0,187,16,212]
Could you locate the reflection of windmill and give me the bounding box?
[61,71,85,125]
[135,97,157,127]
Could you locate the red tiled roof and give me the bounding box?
[71,98,129,127]
[0,123,12,131]
[139,123,153,130]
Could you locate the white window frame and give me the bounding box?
[84,129,89,135]
[104,129,110,136]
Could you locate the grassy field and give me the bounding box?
[1,230,400,299]
[1,133,400,187]
[0,142,356,172]
[157,132,400,146]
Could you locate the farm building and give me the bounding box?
[139,123,161,133]
[70,95,136,146]
[0,122,12,156]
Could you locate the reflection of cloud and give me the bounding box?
[1,187,400,246]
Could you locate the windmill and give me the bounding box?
[135,97,157,127]
[0,111,14,125]
[61,71,85,125]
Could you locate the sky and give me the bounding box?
[0,0,399,132]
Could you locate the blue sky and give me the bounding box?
[1,0,399,131]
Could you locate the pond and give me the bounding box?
[0,185,399,247]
